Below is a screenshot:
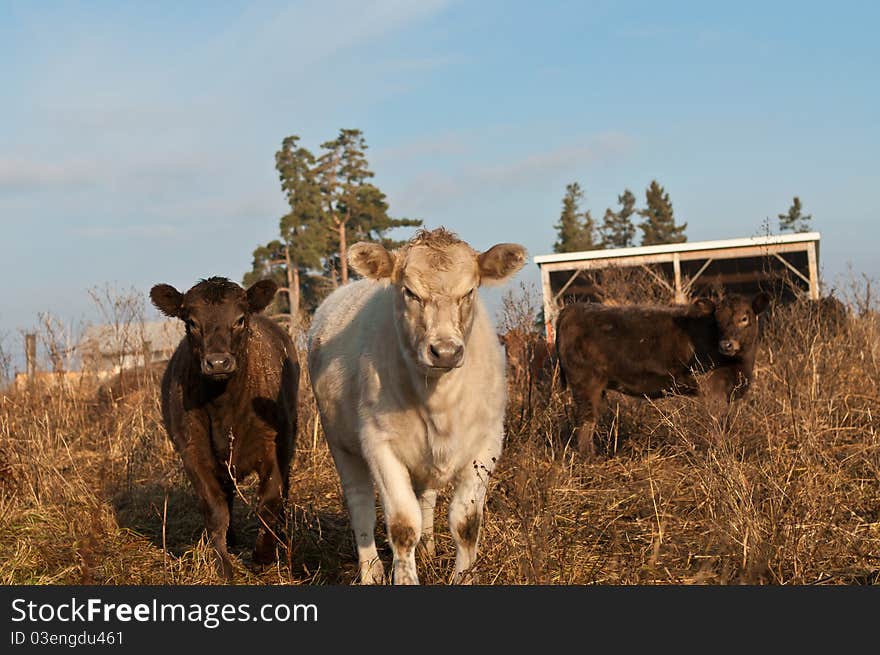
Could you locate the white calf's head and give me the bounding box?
[349,228,526,376]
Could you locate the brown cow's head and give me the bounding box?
[698,293,770,357]
[150,277,277,380]
[349,228,526,376]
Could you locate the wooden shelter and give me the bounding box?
[534,232,821,341]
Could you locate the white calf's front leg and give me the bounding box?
[365,441,422,585]
[448,443,499,584]
[418,488,438,558]
[328,445,385,584]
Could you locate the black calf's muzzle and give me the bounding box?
[719,340,740,356]
[202,353,237,377]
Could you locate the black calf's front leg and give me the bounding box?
[223,479,237,548]
[569,377,606,460]
[181,454,235,581]
[701,367,746,430]
[253,457,286,565]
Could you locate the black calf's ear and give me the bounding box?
[692,298,715,316]
[150,284,184,318]
[246,279,278,313]
[752,292,771,315]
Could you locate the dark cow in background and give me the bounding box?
[499,328,556,401]
[811,294,850,335]
[555,293,770,459]
[150,277,299,580]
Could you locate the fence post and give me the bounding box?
[25,333,37,383]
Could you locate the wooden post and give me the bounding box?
[807,242,820,299]
[540,264,556,343]
[25,333,36,380]
[672,253,684,303]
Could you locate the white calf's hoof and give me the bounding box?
[392,562,420,585]
[359,557,386,585]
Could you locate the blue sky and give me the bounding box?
[2,1,878,365]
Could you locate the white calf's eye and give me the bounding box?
[404,287,421,304]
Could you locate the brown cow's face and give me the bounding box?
[712,293,770,357]
[150,277,277,380]
[348,229,526,376]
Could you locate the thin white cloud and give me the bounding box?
[0,158,100,191]
[374,132,471,164]
[0,148,232,195]
[73,224,182,239]
[377,54,465,73]
[473,134,634,186]
[393,131,637,213]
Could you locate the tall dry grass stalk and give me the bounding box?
[0,281,878,584]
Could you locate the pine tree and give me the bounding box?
[317,129,420,283]
[553,182,597,253]
[244,135,328,332]
[600,188,637,248]
[778,196,812,233]
[638,180,687,245]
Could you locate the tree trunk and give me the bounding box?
[291,267,300,332]
[338,221,348,285]
[284,243,298,337]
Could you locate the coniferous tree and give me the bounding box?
[638,180,687,245]
[553,182,597,253]
[316,129,369,286]
[245,136,329,331]
[343,182,421,249]
[317,129,420,283]
[778,196,812,233]
[250,129,421,315]
[600,188,637,248]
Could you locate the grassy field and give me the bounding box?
[1,294,879,585]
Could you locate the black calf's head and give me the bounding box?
[709,293,770,357]
[150,277,277,380]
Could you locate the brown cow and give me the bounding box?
[150,277,299,580]
[555,293,770,458]
[499,329,556,407]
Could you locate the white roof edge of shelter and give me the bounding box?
[533,232,821,266]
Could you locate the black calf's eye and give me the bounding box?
[185,319,199,332]
[234,315,246,329]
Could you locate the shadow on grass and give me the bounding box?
[110,480,361,584]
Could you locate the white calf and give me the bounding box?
[307,228,526,584]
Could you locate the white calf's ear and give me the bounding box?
[150,284,184,318]
[349,242,395,280]
[478,243,527,286]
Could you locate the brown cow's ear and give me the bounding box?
[478,243,527,286]
[692,298,715,316]
[246,279,278,313]
[752,292,770,315]
[150,284,184,318]
[349,242,395,280]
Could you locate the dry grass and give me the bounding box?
[1,292,879,585]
